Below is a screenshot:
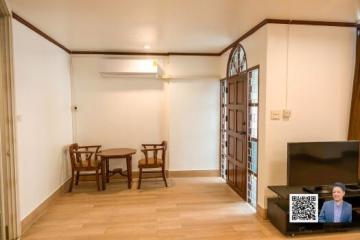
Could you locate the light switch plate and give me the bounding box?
[270,110,281,120]
[283,109,291,120]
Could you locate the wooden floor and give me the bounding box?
[22,177,360,240]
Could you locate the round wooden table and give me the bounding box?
[97,148,136,190]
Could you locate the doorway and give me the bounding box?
[226,72,248,200]
[220,43,259,209]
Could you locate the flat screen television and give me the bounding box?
[287,141,360,186]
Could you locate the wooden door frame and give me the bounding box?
[0,1,21,239]
[221,65,260,208]
[219,79,226,179]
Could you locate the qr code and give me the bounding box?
[289,194,318,223]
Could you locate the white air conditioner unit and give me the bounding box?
[99,58,160,78]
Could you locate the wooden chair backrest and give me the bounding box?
[69,143,101,169]
[141,141,167,165]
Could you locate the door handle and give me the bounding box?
[240,131,247,135]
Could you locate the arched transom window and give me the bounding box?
[227,44,247,78]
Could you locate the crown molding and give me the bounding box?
[12,12,357,57]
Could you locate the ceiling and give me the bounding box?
[8,0,360,53]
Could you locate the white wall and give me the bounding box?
[168,79,220,171]
[261,24,356,208]
[13,21,73,220]
[71,55,220,172]
[71,55,167,171]
[167,56,220,171]
[219,24,356,209]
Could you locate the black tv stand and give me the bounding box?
[267,185,360,236]
[303,184,360,194]
[303,185,332,194]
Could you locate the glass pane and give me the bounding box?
[247,173,257,208]
[234,48,239,64]
[249,106,258,139]
[239,48,247,72]
[248,141,257,173]
[249,69,259,104]
[247,67,258,210]
[228,44,248,76]
[229,61,237,77]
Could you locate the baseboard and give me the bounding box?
[168,170,220,177]
[256,204,268,220]
[21,178,72,235]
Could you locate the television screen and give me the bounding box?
[287,141,359,186]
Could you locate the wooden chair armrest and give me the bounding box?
[78,145,101,149]
[141,147,164,152]
[141,148,164,162]
[78,145,101,154]
[142,143,163,147]
[74,150,96,154]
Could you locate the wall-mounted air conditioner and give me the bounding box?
[99,58,160,78]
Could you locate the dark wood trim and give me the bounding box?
[82,20,356,57]
[220,19,268,55]
[249,137,258,142]
[348,24,360,140]
[288,20,356,27]
[168,52,219,56]
[71,51,219,56]
[220,19,357,55]
[219,80,223,175]
[11,12,219,57]
[249,103,259,107]
[12,12,71,54]
[11,12,357,57]
[71,51,169,56]
[247,64,260,72]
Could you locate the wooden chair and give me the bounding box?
[138,141,168,189]
[68,143,102,192]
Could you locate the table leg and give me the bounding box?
[101,157,106,190]
[126,155,132,189]
[106,158,110,183]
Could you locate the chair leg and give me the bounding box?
[138,167,143,189]
[96,168,101,191]
[75,171,80,185]
[162,166,168,187]
[106,159,110,183]
[68,171,74,192]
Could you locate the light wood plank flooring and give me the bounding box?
[22,177,360,240]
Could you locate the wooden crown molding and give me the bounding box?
[220,18,357,55]
[11,12,357,57]
[12,12,71,54]
[11,12,219,56]
[71,50,219,56]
